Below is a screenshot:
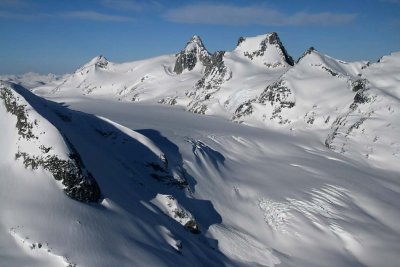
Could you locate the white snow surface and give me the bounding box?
[1,33,400,267]
[0,72,60,89]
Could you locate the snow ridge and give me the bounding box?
[0,82,101,202]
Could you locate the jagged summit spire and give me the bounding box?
[93,55,109,68]
[266,32,279,44]
[182,35,207,53]
[189,35,202,43]
[234,32,294,67]
[174,35,211,74]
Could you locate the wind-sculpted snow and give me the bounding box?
[259,184,350,233]
[186,138,225,171]
[2,34,400,267]
[1,87,400,266]
[10,82,191,192]
[0,84,232,266]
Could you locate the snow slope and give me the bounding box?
[233,49,400,170]
[20,93,399,267]
[325,52,400,170]
[0,81,230,267]
[1,32,400,266]
[233,47,368,127]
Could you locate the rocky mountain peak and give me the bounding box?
[91,55,109,69]
[234,32,294,67]
[296,47,317,63]
[76,55,109,74]
[187,35,203,46]
[174,35,211,74]
[237,36,246,46]
[266,32,279,44]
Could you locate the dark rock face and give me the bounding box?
[350,79,371,109]
[0,87,37,140]
[187,51,231,114]
[184,219,200,234]
[233,100,255,120]
[148,159,189,189]
[174,51,197,74]
[174,36,211,74]
[187,101,208,115]
[204,51,226,76]
[192,51,228,95]
[351,78,368,92]
[15,149,101,203]
[233,79,295,124]
[353,90,371,106]
[267,32,280,44]
[158,96,177,106]
[0,84,101,203]
[237,36,245,46]
[259,80,295,108]
[94,56,108,69]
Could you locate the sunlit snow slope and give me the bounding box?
[34,33,400,171]
[0,82,228,267]
[1,32,400,267]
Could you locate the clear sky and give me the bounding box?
[1,0,399,74]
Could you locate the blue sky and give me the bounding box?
[0,0,399,74]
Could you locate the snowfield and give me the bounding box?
[1,32,400,267]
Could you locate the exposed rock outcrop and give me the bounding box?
[0,83,101,203]
[174,35,211,74]
[186,51,232,114]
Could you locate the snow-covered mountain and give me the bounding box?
[1,32,400,266]
[0,81,222,266]
[0,72,60,89]
[30,32,400,169]
[234,32,294,68]
[173,35,211,74]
